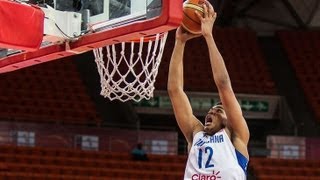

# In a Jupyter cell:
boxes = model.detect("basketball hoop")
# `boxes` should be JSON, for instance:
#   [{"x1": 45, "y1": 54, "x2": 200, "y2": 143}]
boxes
[{"x1": 93, "y1": 32, "x2": 168, "y2": 102}]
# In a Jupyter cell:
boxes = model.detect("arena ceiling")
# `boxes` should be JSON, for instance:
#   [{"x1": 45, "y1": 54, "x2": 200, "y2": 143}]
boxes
[{"x1": 212, "y1": 0, "x2": 320, "y2": 35}]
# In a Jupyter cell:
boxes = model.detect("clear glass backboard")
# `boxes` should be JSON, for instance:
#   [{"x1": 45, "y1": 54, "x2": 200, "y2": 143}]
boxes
[{"x1": 54, "y1": 0, "x2": 162, "y2": 31}]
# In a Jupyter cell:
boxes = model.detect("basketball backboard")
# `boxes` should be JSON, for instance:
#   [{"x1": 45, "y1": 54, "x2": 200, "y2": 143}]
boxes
[
  {"x1": 0, "y1": 0, "x2": 182, "y2": 73},
  {"x1": 53, "y1": 0, "x2": 162, "y2": 32}
]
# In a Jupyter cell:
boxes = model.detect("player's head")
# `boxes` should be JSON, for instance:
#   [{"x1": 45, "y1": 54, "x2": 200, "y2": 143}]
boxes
[{"x1": 204, "y1": 102, "x2": 227, "y2": 135}]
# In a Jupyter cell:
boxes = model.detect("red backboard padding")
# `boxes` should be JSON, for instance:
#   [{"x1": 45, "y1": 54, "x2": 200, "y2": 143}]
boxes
[
  {"x1": 0, "y1": 0, "x2": 182, "y2": 73},
  {"x1": 0, "y1": 0, "x2": 44, "y2": 51}
]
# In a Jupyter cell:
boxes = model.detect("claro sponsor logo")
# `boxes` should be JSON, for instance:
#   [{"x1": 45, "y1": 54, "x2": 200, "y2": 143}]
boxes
[{"x1": 191, "y1": 171, "x2": 221, "y2": 180}]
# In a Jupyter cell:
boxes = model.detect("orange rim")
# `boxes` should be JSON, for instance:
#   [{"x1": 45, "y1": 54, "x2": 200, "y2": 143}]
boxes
[{"x1": 128, "y1": 32, "x2": 166, "y2": 43}]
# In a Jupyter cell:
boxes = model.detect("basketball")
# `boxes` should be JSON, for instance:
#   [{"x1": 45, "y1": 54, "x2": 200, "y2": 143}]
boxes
[{"x1": 181, "y1": 0, "x2": 205, "y2": 34}]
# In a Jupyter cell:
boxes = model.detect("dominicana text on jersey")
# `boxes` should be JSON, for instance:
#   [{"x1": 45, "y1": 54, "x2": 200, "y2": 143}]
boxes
[{"x1": 184, "y1": 129, "x2": 248, "y2": 180}]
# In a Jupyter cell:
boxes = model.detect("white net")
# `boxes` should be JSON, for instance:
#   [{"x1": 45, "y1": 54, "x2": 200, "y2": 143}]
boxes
[{"x1": 93, "y1": 32, "x2": 168, "y2": 102}]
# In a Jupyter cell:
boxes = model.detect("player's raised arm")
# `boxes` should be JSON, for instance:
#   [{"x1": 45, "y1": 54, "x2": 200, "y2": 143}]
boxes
[
  {"x1": 167, "y1": 27, "x2": 202, "y2": 145},
  {"x1": 196, "y1": 1, "x2": 250, "y2": 155}
]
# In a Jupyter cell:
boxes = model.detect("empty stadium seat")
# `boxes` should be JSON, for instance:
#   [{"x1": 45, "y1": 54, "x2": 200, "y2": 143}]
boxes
[
  {"x1": 277, "y1": 30, "x2": 320, "y2": 122},
  {"x1": 250, "y1": 157, "x2": 320, "y2": 179},
  {"x1": 0, "y1": 145, "x2": 185, "y2": 179},
  {"x1": 0, "y1": 58, "x2": 102, "y2": 125}
]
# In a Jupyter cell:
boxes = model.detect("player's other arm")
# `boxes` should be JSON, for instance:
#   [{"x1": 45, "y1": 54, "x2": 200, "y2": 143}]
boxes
[
  {"x1": 198, "y1": 1, "x2": 250, "y2": 152},
  {"x1": 167, "y1": 28, "x2": 202, "y2": 145},
  {"x1": 207, "y1": 35, "x2": 250, "y2": 145}
]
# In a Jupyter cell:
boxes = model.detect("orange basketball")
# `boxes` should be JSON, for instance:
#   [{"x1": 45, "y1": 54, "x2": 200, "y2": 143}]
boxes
[{"x1": 181, "y1": 0, "x2": 205, "y2": 34}]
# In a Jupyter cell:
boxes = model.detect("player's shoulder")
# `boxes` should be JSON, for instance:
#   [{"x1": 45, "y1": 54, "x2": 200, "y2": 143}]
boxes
[
  {"x1": 223, "y1": 127, "x2": 232, "y2": 138},
  {"x1": 192, "y1": 124, "x2": 204, "y2": 139},
  {"x1": 193, "y1": 130, "x2": 204, "y2": 138}
]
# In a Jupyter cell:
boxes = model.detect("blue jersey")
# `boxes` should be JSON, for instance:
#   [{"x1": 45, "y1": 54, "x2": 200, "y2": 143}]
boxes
[{"x1": 184, "y1": 129, "x2": 248, "y2": 180}]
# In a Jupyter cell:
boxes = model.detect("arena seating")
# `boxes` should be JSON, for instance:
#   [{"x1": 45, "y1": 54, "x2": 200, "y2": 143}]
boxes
[
  {"x1": 277, "y1": 31, "x2": 320, "y2": 121},
  {"x1": 0, "y1": 58, "x2": 102, "y2": 125},
  {"x1": 157, "y1": 28, "x2": 277, "y2": 95},
  {"x1": 250, "y1": 157, "x2": 320, "y2": 180},
  {"x1": 0, "y1": 145, "x2": 186, "y2": 179}
]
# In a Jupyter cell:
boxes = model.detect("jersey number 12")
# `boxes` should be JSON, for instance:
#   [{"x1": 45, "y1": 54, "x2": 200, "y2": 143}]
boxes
[{"x1": 198, "y1": 147, "x2": 214, "y2": 169}]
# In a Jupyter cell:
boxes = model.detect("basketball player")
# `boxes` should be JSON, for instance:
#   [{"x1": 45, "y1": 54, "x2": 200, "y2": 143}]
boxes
[{"x1": 167, "y1": 1, "x2": 250, "y2": 179}]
